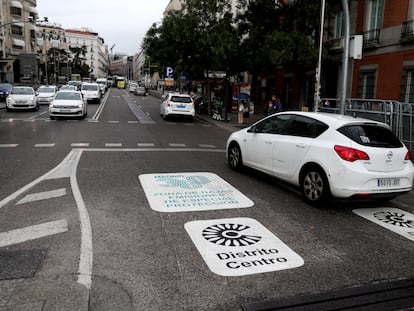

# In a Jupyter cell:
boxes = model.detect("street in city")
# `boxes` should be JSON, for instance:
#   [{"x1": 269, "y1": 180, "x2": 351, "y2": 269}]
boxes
[{"x1": 0, "y1": 88, "x2": 413, "y2": 310}]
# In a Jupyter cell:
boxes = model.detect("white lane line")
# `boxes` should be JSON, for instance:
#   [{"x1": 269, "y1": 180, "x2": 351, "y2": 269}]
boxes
[
  {"x1": 137, "y1": 143, "x2": 155, "y2": 147},
  {"x1": 0, "y1": 149, "x2": 93, "y2": 289},
  {"x1": 0, "y1": 119, "x2": 13, "y2": 123},
  {"x1": 88, "y1": 120, "x2": 99, "y2": 123},
  {"x1": 201, "y1": 124, "x2": 212, "y2": 127},
  {"x1": 16, "y1": 188, "x2": 66, "y2": 205},
  {"x1": 23, "y1": 119, "x2": 35, "y2": 123},
  {"x1": 169, "y1": 143, "x2": 186, "y2": 147},
  {"x1": 198, "y1": 144, "x2": 216, "y2": 148},
  {"x1": 108, "y1": 120, "x2": 119, "y2": 124},
  {"x1": 128, "y1": 121, "x2": 139, "y2": 124},
  {"x1": 105, "y1": 143, "x2": 122, "y2": 148},
  {"x1": 0, "y1": 219, "x2": 68, "y2": 248},
  {"x1": 0, "y1": 144, "x2": 18, "y2": 148},
  {"x1": 71, "y1": 143, "x2": 90, "y2": 147},
  {"x1": 34, "y1": 144, "x2": 55, "y2": 148}
]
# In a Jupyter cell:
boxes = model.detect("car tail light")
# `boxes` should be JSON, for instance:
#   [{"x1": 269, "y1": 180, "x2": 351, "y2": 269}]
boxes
[
  {"x1": 334, "y1": 145, "x2": 370, "y2": 162},
  {"x1": 167, "y1": 100, "x2": 171, "y2": 107},
  {"x1": 405, "y1": 150, "x2": 412, "y2": 160}
]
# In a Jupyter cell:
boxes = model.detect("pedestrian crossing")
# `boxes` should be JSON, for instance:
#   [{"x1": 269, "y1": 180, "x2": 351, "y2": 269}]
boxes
[{"x1": 0, "y1": 142, "x2": 221, "y2": 149}]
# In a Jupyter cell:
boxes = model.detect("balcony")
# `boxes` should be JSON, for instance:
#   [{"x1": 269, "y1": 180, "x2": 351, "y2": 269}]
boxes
[
  {"x1": 401, "y1": 20, "x2": 414, "y2": 43},
  {"x1": 363, "y1": 29, "x2": 380, "y2": 47}
]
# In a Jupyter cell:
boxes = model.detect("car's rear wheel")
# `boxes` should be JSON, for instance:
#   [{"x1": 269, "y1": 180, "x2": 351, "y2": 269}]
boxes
[
  {"x1": 300, "y1": 166, "x2": 330, "y2": 205},
  {"x1": 228, "y1": 143, "x2": 242, "y2": 169}
]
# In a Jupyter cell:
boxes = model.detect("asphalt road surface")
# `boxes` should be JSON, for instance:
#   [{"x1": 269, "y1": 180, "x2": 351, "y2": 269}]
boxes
[{"x1": 0, "y1": 88, "x2": 413, "y2": 310}]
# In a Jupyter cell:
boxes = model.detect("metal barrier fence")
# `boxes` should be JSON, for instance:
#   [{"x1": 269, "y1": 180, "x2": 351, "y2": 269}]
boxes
[{"x1": 319, "y1": 98, "x2": 414, "y2": 151}]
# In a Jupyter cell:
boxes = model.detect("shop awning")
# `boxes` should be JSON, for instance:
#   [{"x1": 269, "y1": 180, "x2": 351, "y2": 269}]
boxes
[
  {"x1": 10, "y1": 0, "x2": 23, "y2": 8},
  {"x1": 12, "y1": 38, "x2": 25, "y2": 47}
]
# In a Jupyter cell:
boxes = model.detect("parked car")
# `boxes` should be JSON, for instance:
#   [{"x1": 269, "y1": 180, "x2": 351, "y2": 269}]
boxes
[
  {"x1": 0, "y1": 83, "x2": 12, "y2": 101},
  {"x1": 49, "y1": 90, "x2": 87, "y2": 120},
  {"x1": 134, "y1": 86, "x2": 146, "y2": 96},
  {"x1": 80, "y1": 82, "x2": 101, "y2": 104},
  {"x1": 128, "y1": 82, "x2": 138, "y2": 93},
  {"x1": 226, "y1": 111, "x2": 414, "y2": 205},
  {"x1": 6, "y1": 86, "x2": 38, "y2": 111},
  {"x1": 36, "y1": 85, "x2": 58, "y2": 105},
  {"x1": 160, "y1": 93, "x2": 195, "y2": 120}
]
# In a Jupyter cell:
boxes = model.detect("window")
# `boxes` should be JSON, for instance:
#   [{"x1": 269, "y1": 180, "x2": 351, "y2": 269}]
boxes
[
  {"x1": 11, "y1": 25, "x2": 23, "y2": 36},
  {"x1": 252, "y1": 114, "x2": 291, "y2": 134},
  {"x1": 285, "y1": 115, "x2": 328, "y2": 138},
  {"x1": 10, "y1": 7, "x2": 22, "y2": 16},
  {"x1": 358, "y1": 71, "x2": 376, "y2": 99},
  {"x1": 334, "y1": 11, "x2": 344, "y2": 39},
  {"x1": 338, "y1": 124, "x2": 402, "y2": 148},
  {"x1": 401, "y1": 68, "x2": 414, "y2": 103},
  {"x1": 364, "y1": 0, "x2": 383, "y2": 43}
]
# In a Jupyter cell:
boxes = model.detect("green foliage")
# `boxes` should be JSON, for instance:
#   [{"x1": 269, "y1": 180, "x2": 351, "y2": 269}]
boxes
[{"x1": 142, "y1": 0, "x2": 334, "y2": 78}]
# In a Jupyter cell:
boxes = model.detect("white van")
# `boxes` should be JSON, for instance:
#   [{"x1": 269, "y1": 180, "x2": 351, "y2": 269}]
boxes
[{"x1": 96, "y1": 78, "x2": 107, "y2": 94}]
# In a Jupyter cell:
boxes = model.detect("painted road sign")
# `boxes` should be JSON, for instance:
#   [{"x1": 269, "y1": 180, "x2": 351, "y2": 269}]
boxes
[
  {"x1": 353, "y1": 207, "x2": 414, "y2": 241},
  {"x1": 139, "y1": 172, "x2": 254, "y2": 212},
  {"x1": 185, "y1": 217, "x2": 304, "y2": 276}
]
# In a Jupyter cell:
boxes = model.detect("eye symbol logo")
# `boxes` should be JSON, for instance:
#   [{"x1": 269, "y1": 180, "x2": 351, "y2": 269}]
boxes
[
  {"x1": 373, "y1": 211, "x2": 414, "y2": 228},
  {"x1": 202, "y1": 223, "x2": 262, "y2": 247}
]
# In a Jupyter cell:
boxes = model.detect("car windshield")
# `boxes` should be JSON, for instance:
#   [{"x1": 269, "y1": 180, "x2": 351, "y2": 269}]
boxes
[
  {"x1": 38, "y1": 87, "x2": 55, "y2": 93},
  {"x1": 55, "y1": 92, "x2": 82, "y2": 100},
  {"x1": 337, "y1": 124, "x2": 403, "y2": 148},
  {"x1": 171, "y1": 96, "x2": 192, "y2": 103},
  {"x1": 0, "y1": 83, "x2": 12, "y2": 89},
  {"x1": 11, "y1": 88, "x2": 33, "y2": 95},
  {"x1": 82, "y1": 85, "x2": 98, "y2": 91}
]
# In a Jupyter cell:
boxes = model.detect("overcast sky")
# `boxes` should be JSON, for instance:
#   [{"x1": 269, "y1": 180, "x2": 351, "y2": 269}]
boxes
[{"x1": 36, "y1": 0, "x2": 170, "y2": 55}]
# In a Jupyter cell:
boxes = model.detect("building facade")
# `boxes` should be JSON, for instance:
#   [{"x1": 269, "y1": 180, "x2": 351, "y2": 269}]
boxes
[
  {"x1": 0, "y1": 0, "x2": 39, "y2": 83},
  {"x1": 65, "y1": 28, "x2": 108, "y2": 79}
]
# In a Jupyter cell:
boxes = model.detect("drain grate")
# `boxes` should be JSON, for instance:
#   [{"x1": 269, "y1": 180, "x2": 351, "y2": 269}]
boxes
[
  {"x1": 0, "y1": 249, "x2": 47, "y2": 280},
  {"x1": 242, "y1": 278, "x2": 414, "y2": 311}
]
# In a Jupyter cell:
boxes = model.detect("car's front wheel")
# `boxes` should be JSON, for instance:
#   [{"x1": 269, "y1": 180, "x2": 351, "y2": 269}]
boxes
[
  {"x1": 300, "y1": 166, "x2": 330, "y2": 205},
  {"x1": 227, "y1": 143, "x2": 242, "y2": 169}
]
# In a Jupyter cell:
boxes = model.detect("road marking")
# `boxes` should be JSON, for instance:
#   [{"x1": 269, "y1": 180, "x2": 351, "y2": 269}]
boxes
[
  {"x1": 0, "y1": 149, "x2": 93, "y2": 289},
  {"x1": 105, "y1": 143, "x2": 122, "y2": 148},
  {"x1": 34, "y1": 143, "x2": 55, "y2": 148},
  {"x1": 108, "y1": 120, "x2": 119, "y2": 124},
  {"x1": 353, "y1": 207, "x2": 414, "y2": 241},
  {"x1": 16, "y1": 188, "x2": 66, "y2": 205},
  {"x1": 185, "y1": 218, "x2": 304, "y2": 276},
  {"x1": 71, "y1": 143, "x2": 90, "y2": 147},
  {"x1": 169, "y1": 143, "x2": 186, "y2": 147},
  {"x1": 128, "y1": 121, "x2": 139, "y2": 124},
  {"x1": 139, "y1": 172, "x2": 253, "y2": 212},
  {"x1": 0, "y1": 219, "x2": 68, "y2": 248},
  {"x1": 88, "y1": 120, "x2": 99, "y2": 123},
  {"x1": 23, "y1": 119, "x2": 35, "y2": 123},
  {"x1": 137, "y1": 143, "x2": 155, "y2": 147},
  {"x1": 0, "y1": 144, "x2": 18, "y2": 148}
]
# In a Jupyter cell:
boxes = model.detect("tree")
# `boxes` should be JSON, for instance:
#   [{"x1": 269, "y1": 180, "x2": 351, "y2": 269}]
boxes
[{"x1": 69, "y1": 45, "x2": 88, "y2": 76}]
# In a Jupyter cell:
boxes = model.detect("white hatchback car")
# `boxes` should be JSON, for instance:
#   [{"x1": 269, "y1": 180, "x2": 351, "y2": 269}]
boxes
[
  {"x1": 6, "y1": 86, "x2": 38, "y2": 111},
  {"x1": 49, "y1": 90, "x2": 87, "y2": 120},
  {"x1": 160, "y1": 93, "x2": 195, "y2": 120},
  {"x1": 36, "y1": 85, "x2": 58, "y2": 104},
  {"x1": 81, "y1": 82, "x2": 101, "y2": 104},
  {"x1": 226, "y1": 111, "x2": 414, "y2": 204}
]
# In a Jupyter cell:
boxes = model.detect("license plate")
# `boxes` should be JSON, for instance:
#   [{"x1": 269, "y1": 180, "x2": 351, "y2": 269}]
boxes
[
  {"x1": 377, "y1": 178, "x2": 400, "y2": 187},
  {"x1": 59, "y1": 109, "x2": 71, "y2": 112},
  {"x1": 176, "y1": 105, "x2": 186, "y2": 109}
]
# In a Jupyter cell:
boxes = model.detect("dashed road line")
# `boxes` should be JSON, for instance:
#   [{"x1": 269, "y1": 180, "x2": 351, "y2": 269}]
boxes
[
  {"x1": 199, "y1": 144, "x2": 216, "y2": 148},
  {"x1": 137, "y1": 143, "x2": 155, "y2": 147},
  {"x1": 128, "y1": 121, "x2": 139, "y2": 124},
  {"x1": 108, "y1": 120, "x2": 119, "y2": 124},
  {"x1": 0, "y1": 219, "x2": 68, "y2": 248},
  {"x1": 34, "y1": 143, "x2": 55, "y2": 148},
  {"x1": 169, "y1": 143, "x2": 186, "y2": 147},
  {"x1": 16, "y1": 188, "x2": 67, "y2": 205},
  {"x1": 0, "y1": 144, "x2": 18, "y2": 148},
  {"x1": 71, "y1": 143, "x2": 90, "y2": 147},
  {"x1": 105, "y1": 143, "x2": 123, "y2": 148}
]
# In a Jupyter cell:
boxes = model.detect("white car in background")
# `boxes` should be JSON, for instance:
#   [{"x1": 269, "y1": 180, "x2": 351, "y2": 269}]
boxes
[
  {"x1": 160, "y1": 93, "x2": 195, "y2": 120},
  {"x1": 36, "y1": 85, "x2": 58, "y2": 104},
  {"x1": 81, "y1": 82, "x2": 101, "y2": 104},
  {"x1": 226, "y1": 111, "x2": 414, "y2": 205},
  {"x1": 96, "y1": 78, "x2": 107, "y2": 95},
  {"x1": 49, "y1": 90, "x2": 87, "y2": 120},
  {"x1": 6, "y1": 86, "x2": 38, "y2": 111}
]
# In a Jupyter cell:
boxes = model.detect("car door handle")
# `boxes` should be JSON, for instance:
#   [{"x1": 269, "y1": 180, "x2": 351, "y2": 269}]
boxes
[
  {"x1": 296, "y1": 144, "x2": 306, "y2": 148},
  {"x1": 265, "y1": 140, "x2": 272, "y2": 144}
]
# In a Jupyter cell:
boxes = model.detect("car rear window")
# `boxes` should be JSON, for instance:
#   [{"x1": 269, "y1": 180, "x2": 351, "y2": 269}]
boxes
[
  {"x1": 337, "y1": 124, "x2": 403, "y2": 148},
  {"x1": 171, "y1": 96, "x2": 192, "y2": 103}
]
